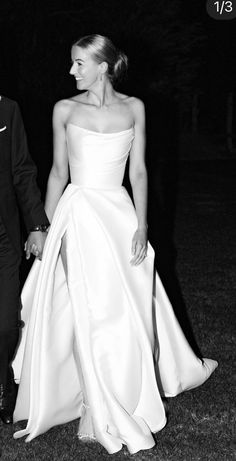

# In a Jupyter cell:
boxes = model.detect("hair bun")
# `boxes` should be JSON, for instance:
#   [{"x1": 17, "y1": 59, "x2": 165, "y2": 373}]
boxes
[{"x1": 112, "y1": 51, "x2": 128, "y2": 84}]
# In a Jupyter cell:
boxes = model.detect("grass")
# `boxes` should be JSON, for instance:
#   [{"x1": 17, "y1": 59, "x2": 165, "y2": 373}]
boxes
[{"x1": 1, "y1": 159, "x2": 235, "y2": 461}]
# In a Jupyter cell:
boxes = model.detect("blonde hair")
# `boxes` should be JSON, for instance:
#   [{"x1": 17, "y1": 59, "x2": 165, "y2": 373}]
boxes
[{"x1": 73, "y1": 34, "x2": 128, "y2": 84}]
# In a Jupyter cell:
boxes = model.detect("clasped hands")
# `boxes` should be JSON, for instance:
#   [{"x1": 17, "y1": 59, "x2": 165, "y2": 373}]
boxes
[
  {"x1": 130, "y1": 227, "x2": 148, "y2": 266},
  {"x1": 24, "y1": 231, "x2": 47, "y2": 260},
  {"x1": 24, "y1": 227, "x2": 148, "y2": 264}
]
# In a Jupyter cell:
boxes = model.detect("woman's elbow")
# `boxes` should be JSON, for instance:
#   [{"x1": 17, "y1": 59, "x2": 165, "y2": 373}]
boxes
[
  {"x1": 50, "y1": 165, "x2": 68, "y2": 184},
  {"x1": 129, "y1": 168, "x2": 147, "y2": 187}
]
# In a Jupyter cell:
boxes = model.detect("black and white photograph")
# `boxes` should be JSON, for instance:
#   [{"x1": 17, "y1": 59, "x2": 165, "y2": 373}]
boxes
[{"x1": 0, "y1": 1, "x2": 235, "y2": 460}]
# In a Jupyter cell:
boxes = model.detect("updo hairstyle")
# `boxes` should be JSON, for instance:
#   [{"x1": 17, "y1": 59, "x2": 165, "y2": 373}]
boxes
[{"x1": 73, "y1": 34, "x2": 128, "y2": 84}]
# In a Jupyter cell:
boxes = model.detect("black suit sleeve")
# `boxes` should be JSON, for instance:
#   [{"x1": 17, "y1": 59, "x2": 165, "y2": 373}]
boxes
[{"x1": 11, "y1": 102, "x2": 49, "y2": 232}]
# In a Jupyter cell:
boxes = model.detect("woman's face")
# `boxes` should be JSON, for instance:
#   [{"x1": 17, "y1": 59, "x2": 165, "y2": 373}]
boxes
[{"x1": 70, "y1": 46, "x2": 101, "y2": 90}]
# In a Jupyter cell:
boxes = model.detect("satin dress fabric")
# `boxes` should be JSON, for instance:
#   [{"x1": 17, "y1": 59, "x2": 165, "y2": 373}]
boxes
[{"x1": 13, "y1": 125, "x2": 218, "y2": 454}]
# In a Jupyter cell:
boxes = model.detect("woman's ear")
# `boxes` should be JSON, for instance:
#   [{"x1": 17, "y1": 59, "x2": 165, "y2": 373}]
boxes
[{"x1": 100, "y1": 61, "x2": 108, "y2": 75}]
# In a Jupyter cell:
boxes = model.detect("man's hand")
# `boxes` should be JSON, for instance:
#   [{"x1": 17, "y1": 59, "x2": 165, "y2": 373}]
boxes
[{"x1": 25, "y1": 231, "x2": 47, "y2": 260}]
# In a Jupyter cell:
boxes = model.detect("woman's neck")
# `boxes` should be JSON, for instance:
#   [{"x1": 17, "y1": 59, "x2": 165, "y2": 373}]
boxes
[{"x1": 85, "y1": 80, "x2": 116, "y2": 108}]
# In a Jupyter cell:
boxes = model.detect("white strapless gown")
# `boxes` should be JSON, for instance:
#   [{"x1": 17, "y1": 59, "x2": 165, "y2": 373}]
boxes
[{"x1": 13, "y1": 125, "x2": 217, "y2": 454}]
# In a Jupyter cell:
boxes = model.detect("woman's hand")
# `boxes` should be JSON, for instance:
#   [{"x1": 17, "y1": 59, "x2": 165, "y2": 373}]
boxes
[
  {"x1": 130, "y1": 227, "x2": 148, "y2": 266},
  {"x1": 25, "y1": 231, "x2": 48, "y2": 260}
]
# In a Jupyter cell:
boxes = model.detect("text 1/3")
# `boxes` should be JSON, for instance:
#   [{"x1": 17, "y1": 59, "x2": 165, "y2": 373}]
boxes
[
  {"x1": 206, "y1": 0, "x2": 236, "y2": 19},
  {"x1": 214, "y1": 1, "x2": 232, "y2": 14}
]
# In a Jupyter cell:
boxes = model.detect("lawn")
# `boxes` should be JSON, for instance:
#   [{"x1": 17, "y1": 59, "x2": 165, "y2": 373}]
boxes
[{"x1": 1, "y1": 159, "x2": 235, "y2": 461}]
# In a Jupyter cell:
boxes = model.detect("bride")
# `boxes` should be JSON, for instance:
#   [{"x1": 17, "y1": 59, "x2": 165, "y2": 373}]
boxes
[{"x1": 13, "y1": 34, "x2": 217, "y2": 455}]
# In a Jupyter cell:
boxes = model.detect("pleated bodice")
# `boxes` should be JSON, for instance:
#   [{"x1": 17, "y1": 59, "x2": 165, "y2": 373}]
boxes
[{"x1": 66, "y1": 124, "x2": 134, "y2": 189}]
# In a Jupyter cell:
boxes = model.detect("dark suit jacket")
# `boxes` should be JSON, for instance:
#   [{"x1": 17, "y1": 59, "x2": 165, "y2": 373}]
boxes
[{"x1": 0, "y1": 96, "x2": 49, "y2": 256}]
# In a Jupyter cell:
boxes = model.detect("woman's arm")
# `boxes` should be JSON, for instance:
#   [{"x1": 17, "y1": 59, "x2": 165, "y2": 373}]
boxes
[
  {"x1": 44, "y1": 101, "x2": 69, "y2": 222},
  {"x1": 129, "y1": 98, "x2": 148, "y2": 266}
]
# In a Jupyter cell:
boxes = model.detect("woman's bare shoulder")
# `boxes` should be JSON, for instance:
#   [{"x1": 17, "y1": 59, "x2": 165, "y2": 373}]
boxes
[
  {"x1": 53, "y1": 96, "x2": 82, "y2": 112},
  {"x1": 53, "y1": 96, "x2": 85, "y2": 124},
  {"x1": 115, "y1": 93, "x2": 144, "y2": 111},
  {"x1": 53, "y1": 99, "x2": 71, "y2": 116},
  {"x1": 124, "y1": 97, "x2": 145, "y2": 126},
  {"x1": 116, "y1": 93, "x2": 144, "y2": 110},
  {"x1": 128, "y1": 96, "x2": 145, "y2": 112}
]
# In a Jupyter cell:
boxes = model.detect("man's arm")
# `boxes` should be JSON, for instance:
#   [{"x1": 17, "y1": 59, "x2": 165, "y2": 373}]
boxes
[
  {"x1": 25, "y1": 99, "x2": 69, "y2": 260},
  {"x1": 11, "y1": 101, "x2": 49, "y2": 232},
  {"x1": 10, "y1": 101, "x2": 49, "y2": 259}
]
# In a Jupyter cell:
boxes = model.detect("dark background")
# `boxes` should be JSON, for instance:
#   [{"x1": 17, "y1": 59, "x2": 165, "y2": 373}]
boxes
[
  {"x1": 1, "y1": 1, "x2": 235, "y2": 164},
  {"x1": 1, "y1": 0, "x2": 235, "y2": 174},
  {"x1": 1, "y1": 0, "x2": 235, "y2": 215}
]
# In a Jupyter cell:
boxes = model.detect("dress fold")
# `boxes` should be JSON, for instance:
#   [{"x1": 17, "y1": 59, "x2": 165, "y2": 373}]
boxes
[{"x1": 13, "y1": 126, "x2": 217, "y2": 454}]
